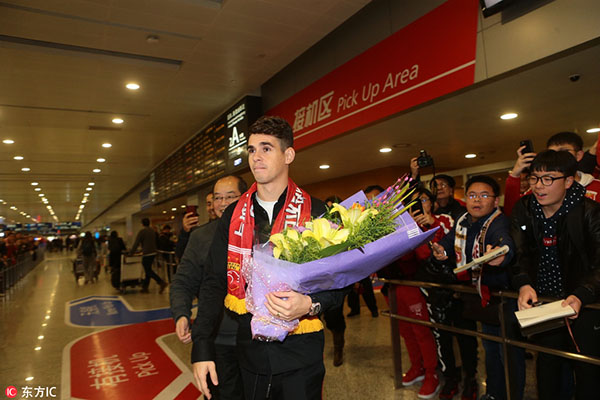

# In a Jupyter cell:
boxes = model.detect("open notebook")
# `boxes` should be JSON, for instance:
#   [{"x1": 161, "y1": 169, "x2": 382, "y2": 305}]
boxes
[
  {"x1": 452, "y1": 245, "x2": 510, "y2": 274},
  {"x1": 515, "y1": 300, "x2": 576, "y2": 328}
]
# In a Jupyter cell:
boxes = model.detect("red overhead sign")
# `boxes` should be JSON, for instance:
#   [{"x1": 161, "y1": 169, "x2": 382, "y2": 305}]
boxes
[{"x1": 266, "y1": 0, "x2": 479, "y2": 150}]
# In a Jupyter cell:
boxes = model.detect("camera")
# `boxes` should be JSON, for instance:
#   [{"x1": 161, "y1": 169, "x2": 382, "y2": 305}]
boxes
[
  {"x1": 417, "y1": 150, "x2": 434, "y2": 168},
  {"x1": 569, "y1": 74, "x2": 581, "y2": 82}
]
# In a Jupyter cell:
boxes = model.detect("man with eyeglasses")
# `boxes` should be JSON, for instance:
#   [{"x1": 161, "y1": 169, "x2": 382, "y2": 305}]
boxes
[
  {"x1": 511, "y1": 150, "x2": 600, "y2": 400},
  {"x1": 429, "y1": 174, "x2": 467, "y2": 223},
  {"x1": 431, "y1": 175, "x2": 522, "y2": 400},
  {"x1": 504, "y1": 131, "x2": 600, "y2": 216},
  {"x1": 170, "y1": 174, "x2": 248, "y2": 400}
]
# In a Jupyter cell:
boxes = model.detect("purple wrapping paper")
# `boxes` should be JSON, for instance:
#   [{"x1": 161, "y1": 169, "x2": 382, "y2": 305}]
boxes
[{"x1": 242, "y1": 190, "x2": 438, "y2": 342}]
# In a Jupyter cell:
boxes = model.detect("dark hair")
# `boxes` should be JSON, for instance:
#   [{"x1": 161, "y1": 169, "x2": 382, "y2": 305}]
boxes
[
  {"x1": 546, "y1": 131, "x2": 583, "y2": 152},
  {"x1": 84, "y1": 231, "x2": 93, "y2": 240},
  {"x1": 142, "y1": 218, "x2": 150, "y2": 227},
  {"x1": 465, "y1": 175, "x2": 501, "y2": 197},
  {"x1": 249, "y1": 116, "x2": 294, "y2": 149},
  {"x1": 163, "y1": 224, "x2": 171, "y2": 230},
  {"x1": 416, "y1": 187, "x2": 435, "y2": 203},
  {"x1": 430, "y1": 174, "x2": 456, "y2": 189},
  {"x1": 530, "y1": 150, "x2": 577, "y2": 177},
  {"x1": 325, "y1": 195, "x2": 341, "y2": 204},
  {"x1": 110, "y1": 231, "x2": 118, "y2": 239},
  {"x1": 364, "y1": 185, "x2": 385, "y2": 194}
]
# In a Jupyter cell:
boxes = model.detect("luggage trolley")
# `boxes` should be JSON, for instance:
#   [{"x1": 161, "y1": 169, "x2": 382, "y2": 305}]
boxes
[{"x1": 119, "y1": 254, "x2": 144, "y2": 293}]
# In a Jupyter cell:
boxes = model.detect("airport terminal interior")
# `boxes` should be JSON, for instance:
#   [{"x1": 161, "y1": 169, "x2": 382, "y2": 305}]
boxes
[{"x1": 1, "y1": 0, "x2": 600, "y2": 399}]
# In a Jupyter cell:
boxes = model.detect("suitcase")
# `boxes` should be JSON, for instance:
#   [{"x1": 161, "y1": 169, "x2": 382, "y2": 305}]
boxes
[
  {"x1": 72, "y1": 256, "x2": 85, "y2": 282},
  {"x1": 119, "y1": 254, "x2": 144, "y2": 293}
]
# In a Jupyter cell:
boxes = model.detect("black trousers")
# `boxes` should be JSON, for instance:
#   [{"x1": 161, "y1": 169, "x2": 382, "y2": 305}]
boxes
[
  {"x1": 428, "y1": 292, "x2": 478, "y2": 380},
  {"x1": 207, "y1": 344, "x2": 244, "y2": 400},
  {"x1": 347, "y1": 277, "x2": 378, "y2": 314},
  {"x1": 141, "y1": 255, "x2": 164, "y2": 289},
  {"x1": 534, "y1": 309, "x2": 600, "y2": 400},
  {"x1": 240, "y1": 361, "x2": 325, "y2": 400}
]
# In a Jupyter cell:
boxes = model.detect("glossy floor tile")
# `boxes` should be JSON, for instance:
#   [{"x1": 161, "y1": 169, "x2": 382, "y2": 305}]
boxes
[{"x1": 0, "y1": 252, "x2": 538, "y2": 399}]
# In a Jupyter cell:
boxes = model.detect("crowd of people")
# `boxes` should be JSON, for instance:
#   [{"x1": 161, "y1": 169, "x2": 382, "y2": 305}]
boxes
[{"x1": 165, "y1": 116, "x2": 599, "y2": 400}]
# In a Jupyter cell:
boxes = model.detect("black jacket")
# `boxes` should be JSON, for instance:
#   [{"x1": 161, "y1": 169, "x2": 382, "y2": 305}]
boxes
[
  {"x1": 435, "y1": 197, "x2": 466, "y2": 223},
  {"x1": 510, "y1": 195, "x2": 600, "y2": 306},
  {"x1": 170, "y1": 220, "x2": 239, "y2": 347},
  {"x1": 191, "y1": 189, "x2": 347, "y2": 373}
]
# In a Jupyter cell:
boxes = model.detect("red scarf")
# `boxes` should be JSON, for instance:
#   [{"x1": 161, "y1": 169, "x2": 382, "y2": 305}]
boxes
[{"x1": 225, "y1": 178, "x2": 312, "y2": 314}]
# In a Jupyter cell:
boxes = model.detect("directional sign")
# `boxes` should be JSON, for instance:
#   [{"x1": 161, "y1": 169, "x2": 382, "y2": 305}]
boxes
[
  {"x1": 63, "y1": 319, "x2": 201, "y2": 400},
  {"x1": 67, "y1": 296, "x2": 172, "y2": 327}
]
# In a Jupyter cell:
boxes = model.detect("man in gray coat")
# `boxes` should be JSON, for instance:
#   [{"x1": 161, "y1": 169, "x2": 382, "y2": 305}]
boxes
[{"x1": 131, "y1": 218, "x2": 168, "y2": 293}]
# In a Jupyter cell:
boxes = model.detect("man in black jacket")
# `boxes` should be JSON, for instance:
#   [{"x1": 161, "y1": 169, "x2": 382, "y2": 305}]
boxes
[
  {"x1": 170, "y1": 174, "x2": 247, "y2": 400},
  {"x1": 511, "y1": 150, "x2": 600, "y2": 399},
  {"x1": 192, "y1": 116, "x2": 346, "y2": 400}
]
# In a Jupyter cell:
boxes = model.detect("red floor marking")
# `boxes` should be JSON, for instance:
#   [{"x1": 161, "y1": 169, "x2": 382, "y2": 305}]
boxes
[
  {"x1": 68, "y1": 319, "x2": 201, "y2": 399},
  {"x1": 174, "y1": 383, "x2": 201, "y2": 400}
]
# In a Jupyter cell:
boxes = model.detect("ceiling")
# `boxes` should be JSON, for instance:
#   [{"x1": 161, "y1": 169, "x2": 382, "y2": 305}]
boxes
[
  {"x1": 0, "y1": 0, "x2": 370, "y2": 225},
  {"x1": 290, "y1": 40, "x2": 600, "y2": 185},
  {"x1": 1, "y1": 1, "x2": 599, "y2": 228}
]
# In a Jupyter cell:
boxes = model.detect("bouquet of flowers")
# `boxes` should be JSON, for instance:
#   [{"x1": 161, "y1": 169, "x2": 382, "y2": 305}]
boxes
[{"x1": 242, "y1": 177, "x2": 438, "y2": 341}]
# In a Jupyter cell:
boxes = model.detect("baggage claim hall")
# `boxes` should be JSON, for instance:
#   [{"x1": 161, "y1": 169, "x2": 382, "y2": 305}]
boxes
[{"x1": 1, "y1": 0, "x2": 599, "y2": 399}]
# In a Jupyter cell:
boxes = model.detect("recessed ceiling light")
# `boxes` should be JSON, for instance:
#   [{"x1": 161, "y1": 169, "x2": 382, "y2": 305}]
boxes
[
  {"x1": 84, "y1": 193, "x2": 90, "y2": 197},
  {"x1": 25, "y1": 376, "x2": 34, "y2": 382},
  {"x1": 92, "y1": 169, "x2": 101, "y2": 173},
  {"x1": 126, "y1": 83, "x2": 140, "y2": 90},
  {"x1": 102, "y1": 143, "x2": 112, "y2": 148},
  {"x1": 162, "y1": 210, "x2": 167, "y2": 214},
  {"x1": 587, "y1": 128, "x2": 600, "y2": 133},
  {"x1": 34, "y1": 346, "x2": 41, "y2": 351},
  {"x1": 21, "y1": 167, "x2": 31, "y2": 172},
  {"x1": 319, "y1": 165, "x2": 330, "y2": 170},
  {"x1": 112, "y1": 118, "x2": 124, "y2": 124},
  {"x1": 379, "y1": 147, "x2": 392, "y2": 153},
  {"x1": 181, "y1": 205, "x2": 186, "y2": 208},
  {"x1": 10, "y1": 206, "x2": 16, "y2": 210},
  {"x1": 86, "y1": 187, "x2": 93, "y2": 191},
  {"x1": 37, "y1": 335, "x2": 44, "y2": 340},
  {"x1": 34, "y1": 188, "x2": 41, "y2": 191},
  {"x1": 500, "y1": 113, "x2": 518, "y2": 120},
  {"x1": 38, "y1": 194, "x2": 44, "y2": 197},
  {"x1": 465, "y1": 153, "x2": 477, "y2": 159},
  {"x1": 79, "y1": 205, "x2": 85, "y2": 209},
  {"x1": 88, "y1": 182, "x2": 95, "y2": 186},
  {"x1": 13, "y1": 156, "x2": 24, "y2": 160},
  {"x1": 31, "y1": 182, "x2": 38, "y2": 186},
  {"x1": 3, "y1": 139, "x2": 14, "y2": 144},
  {"x1": 96, "y1": 158, "x2": 106, "y2": 163},
  {"x1": 171, "y1": 207, "x2": 177, "y2": 211}
]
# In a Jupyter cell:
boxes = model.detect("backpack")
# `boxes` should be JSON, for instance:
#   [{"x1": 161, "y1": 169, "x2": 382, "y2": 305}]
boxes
[{"x1": 82, "y1": 240, "x2": 94, "y2": 257}]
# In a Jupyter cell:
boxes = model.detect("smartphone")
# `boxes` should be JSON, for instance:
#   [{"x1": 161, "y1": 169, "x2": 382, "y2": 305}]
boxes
[
  {"x1": 185, "y1": 205, "x2": 198, "y2": 217},
  {"x1": 412, "y1": 197, "x2": 424, "y2": 215},
  {"x1": 519, "y1": 139, "x2": 534, "y2": 154}
]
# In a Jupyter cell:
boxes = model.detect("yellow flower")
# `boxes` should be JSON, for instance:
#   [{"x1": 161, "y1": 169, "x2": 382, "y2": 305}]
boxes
[
  {"x1": 331, "y1": 203, "x2": 378, "y2": 232},
  {"x1": 270, "y1": 229, "x2": 305, "y2": 259},
  {"x1": 269, "y1": 233, "x2": 287, "y2": 259},
  {"x1": 302, "y1": 218, "x2": 349, "y2": 248}
]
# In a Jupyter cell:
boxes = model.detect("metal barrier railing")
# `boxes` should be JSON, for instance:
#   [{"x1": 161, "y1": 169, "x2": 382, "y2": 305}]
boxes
[
  {"x1": 0, "y1": 247, "x2": 46, "y2": 295},
  {"x1": 381, "y1": 278, "x2": 600, "y2": 399},
  {"x1": 156, "y1": 250, "x2": 177, "y2": 283}
]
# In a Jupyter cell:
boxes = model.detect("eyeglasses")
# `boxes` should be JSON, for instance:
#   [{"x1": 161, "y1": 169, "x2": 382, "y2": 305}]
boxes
[
  {"x1": 213, "y1": 194, "x2": 240, "y2": 203},
  {"x1": 527, "y1": 175, "x2": 567, "y2": 186},
  {"x1": 466, "y1": 193, "x2": 496, "y2": 200}
]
